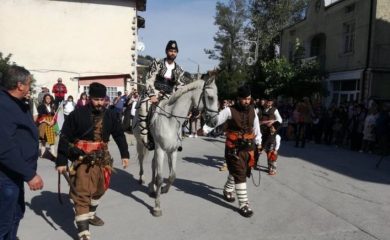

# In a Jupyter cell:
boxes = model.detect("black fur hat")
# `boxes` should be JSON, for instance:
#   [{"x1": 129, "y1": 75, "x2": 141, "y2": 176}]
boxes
[
  {"x1": 166, "y1": 40, "x2": 179, "y2": 52},
  {"x1": 89, "y1": 82, "x2": 106, "y2": 98},
  {"x1": 237, "y1": 85, "x2": 251, "y2": 98}
]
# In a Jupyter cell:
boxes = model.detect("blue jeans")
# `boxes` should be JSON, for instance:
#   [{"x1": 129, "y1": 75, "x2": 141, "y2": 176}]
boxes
[{"x1": 0, "y1": 176, "x2": 25, "y2": 240}]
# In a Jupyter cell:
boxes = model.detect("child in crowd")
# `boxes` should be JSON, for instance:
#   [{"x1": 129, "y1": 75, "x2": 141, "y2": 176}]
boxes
[{"x1": 262, "y1": 121, "x2": 281, "y2": 175}]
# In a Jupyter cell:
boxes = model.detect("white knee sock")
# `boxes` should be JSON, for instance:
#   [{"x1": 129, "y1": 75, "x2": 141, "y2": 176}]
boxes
[
  {"x1": 224, "y1": 174, "x2": 235, "y2": 192},
  {"x1": 235, "y1": 182, "x2": 249, "y2": 208}
]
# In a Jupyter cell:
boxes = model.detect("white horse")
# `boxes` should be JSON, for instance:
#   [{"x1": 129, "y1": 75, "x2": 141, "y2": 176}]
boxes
[{"x1": 132, "y1": 76, "x2": 219, "y2": 216}]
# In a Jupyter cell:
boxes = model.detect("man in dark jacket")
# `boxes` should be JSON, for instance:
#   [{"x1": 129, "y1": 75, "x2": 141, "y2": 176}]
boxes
[
  {"x1": 0, "y1": 65, "x2": 44, "y2": 239},
  {"x1": 56, "y1": 82, "x2": 129, "y2": 240}
]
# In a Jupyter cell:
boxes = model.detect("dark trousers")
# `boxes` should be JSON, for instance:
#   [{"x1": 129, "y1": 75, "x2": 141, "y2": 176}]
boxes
[
  {"x1": 225, "y1": 149, "x2": 252, "y2": 183},
  {"x1": 54, "y1": 97, "x2": 64, "y2": 108},
  {"x1": 0, "y1": 176, "x2": 25, "y2": 240},
  {"x1": 350, "y1": 132, "x2": 363, "y2": 151},
  {"x1": 295, "y1": 123, "x2": 307, "y2": 147}
]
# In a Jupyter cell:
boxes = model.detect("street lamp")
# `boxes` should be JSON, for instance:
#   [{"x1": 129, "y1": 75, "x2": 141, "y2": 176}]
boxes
[{"x1": 188, "y1": 58, "x2": 200, "y2": 79}]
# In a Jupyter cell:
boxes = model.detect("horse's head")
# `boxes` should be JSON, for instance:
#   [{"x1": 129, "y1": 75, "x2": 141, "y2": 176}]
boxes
[{"x1": 199, "y1": 73, "x2": 219, "y2": 127}]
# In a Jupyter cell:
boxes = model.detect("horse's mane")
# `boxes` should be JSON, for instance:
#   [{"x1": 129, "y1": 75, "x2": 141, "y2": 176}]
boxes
[{"x1": 167, "y1": 80, "x2": 204, "y2": 105}]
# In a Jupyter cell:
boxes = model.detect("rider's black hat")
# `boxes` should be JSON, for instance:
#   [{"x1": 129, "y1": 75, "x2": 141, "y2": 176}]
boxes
[{"x1": 166, "y1": 40, "x2": 179, "y2": 52}]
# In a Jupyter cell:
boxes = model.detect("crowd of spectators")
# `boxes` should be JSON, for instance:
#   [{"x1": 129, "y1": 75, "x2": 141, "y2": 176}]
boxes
[
  {"x1": 275, "y1": 99, "x2": 390, "y2": 155},
  {"x1": 184, "y1": 97, "x2": 390, "y2": 157}
]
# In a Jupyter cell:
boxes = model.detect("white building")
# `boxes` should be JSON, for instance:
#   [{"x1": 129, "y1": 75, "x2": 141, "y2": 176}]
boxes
[{"x1": 0, "y1": 0, "x2": 146, "y2": 101}]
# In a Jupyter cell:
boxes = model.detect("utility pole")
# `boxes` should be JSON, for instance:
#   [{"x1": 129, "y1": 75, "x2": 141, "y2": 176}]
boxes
[{"x1": 188, "y1": 58, "x2": 200, "y2": 79}]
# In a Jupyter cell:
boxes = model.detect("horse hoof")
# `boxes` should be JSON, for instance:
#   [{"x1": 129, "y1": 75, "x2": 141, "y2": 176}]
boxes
[
  {"x1": 152, "y1": 208, "x2": 162, "y2": 217},
  {"x1": 138, "y1": 178, "x2": 145, "y2": 185}
]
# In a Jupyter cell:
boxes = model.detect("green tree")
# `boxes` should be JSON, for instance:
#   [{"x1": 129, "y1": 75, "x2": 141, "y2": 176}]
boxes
[
  {"x1": 245, "y1": 0, "x2": 308, "y2": 98},
  {"x1": 261, "y1": 57, "x2": 327, "y2": 100},
  {"x1": 246, "y1": 0, "x2": 308, "y2": 60},
  {"x1": 0, "y1": 52, "x2": 37, "y2": 94},
  {"x1": 206, "y1": 0, "x2": 248, "y2": 99},
  {"x1": 0, "y1": 52, "x2": 13, "y2": 81}
]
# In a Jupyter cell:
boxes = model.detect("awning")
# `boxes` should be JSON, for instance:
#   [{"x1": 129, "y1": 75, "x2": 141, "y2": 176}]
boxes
[{"x1": 327, "y1": 69, "x2": 364, "y2": 81}]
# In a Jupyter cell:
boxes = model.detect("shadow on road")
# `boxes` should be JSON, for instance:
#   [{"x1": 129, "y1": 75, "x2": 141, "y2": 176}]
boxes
[
  {"x1": 173, "y1": 178, "x2": 237, "y2": 212},
  {"x1": 202, "y1": 137, "x2": 225, "y2": 144},
  {"x1": 109, "y1": 168, "x2": 153, "y2": 212},
  {"x1": 279, "y1": 141, "x2": 390, "y2": 184},
  {"x1": 26, "y1": 191, "x2": 77, "y2": 239},
  {"x1": 182, "y1": 155, "x2": 225, "y2": 169}
]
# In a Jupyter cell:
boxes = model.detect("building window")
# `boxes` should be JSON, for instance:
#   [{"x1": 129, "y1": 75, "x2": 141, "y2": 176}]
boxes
[
  {"x1": 288, "y1": 42, "x2": 294, "y2": 62},
  {"x1": 343, "y1": 22, "x2": 355, "y2": 53},
  {"x1": 83, "y1": 86, "x2": 89, "y2": 95},
  {"x1": 84, "y1": 86, "x2": 117, "y2": 102},
  {"x1": 331, "y1": 79, "x2": 360, "y2": 105},
  {"x1": 345, "y1": 4, "x2": 355, "y2": 14},
  {"x1": 106, "y1": 87, "x2": 118, "y2": 102}
]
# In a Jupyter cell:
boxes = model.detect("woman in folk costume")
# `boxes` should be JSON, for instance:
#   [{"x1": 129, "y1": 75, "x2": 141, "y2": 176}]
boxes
[
  {"x1": 203, "y1": 85, "x2": 262, "y2": 217},
  {"x1": 37, "y1": 93, "x2": 56, "y2": 156}
]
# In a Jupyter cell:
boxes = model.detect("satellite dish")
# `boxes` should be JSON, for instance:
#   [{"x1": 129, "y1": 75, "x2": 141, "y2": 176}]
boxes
[{"x1": 137, "y1": 41, "x2": 145, "y2": 52}]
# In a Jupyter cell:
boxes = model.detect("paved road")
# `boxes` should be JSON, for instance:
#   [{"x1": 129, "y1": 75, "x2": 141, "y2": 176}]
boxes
[{"x1": 19, "y1": 134, "x2": 390, "y2": 240}]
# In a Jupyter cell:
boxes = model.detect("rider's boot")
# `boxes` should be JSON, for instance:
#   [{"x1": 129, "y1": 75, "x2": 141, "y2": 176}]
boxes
[{"x1": 139, "y1": 114, "x2": 154, "y2": 151}]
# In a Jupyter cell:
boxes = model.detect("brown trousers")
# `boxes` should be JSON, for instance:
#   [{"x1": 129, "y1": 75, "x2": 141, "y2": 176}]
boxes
[
  {"x1": 71, "y1": 163, "x2": 105, "y2": 216},
  {"x1": 225, "y1": 149, "x2": 250, "y2": 184}
]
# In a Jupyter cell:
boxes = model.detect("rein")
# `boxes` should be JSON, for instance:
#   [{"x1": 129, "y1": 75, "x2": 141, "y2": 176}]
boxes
[{"x1": 153, "y1": 81, "x2": 218, "y2": 121}]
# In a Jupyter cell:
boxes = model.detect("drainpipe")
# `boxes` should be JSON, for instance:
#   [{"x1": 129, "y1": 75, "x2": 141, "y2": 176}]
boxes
[{"x1": 362, "y1": 0, "x2": 375, "y2": 102}]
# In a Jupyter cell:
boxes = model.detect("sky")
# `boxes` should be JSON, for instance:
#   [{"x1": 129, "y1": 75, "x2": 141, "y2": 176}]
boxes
[{"x1": 138, "y1": 0, "x2": 224, "y2": 74}]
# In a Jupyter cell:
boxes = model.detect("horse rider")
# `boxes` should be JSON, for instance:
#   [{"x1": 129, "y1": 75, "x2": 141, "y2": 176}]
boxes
[
  {"x1": 56, "y1": 82, "x2": 129, "y2": 240},
  {"x1": 138, "y1": 40, "x2": 185, "y2": 150},
  {"x1": 202, "y1": 85, "x2": 262, "y2": 217}
]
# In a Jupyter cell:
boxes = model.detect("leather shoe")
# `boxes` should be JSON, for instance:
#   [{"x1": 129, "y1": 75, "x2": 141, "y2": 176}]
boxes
[
  {"x1": 80, "y1": 235, "x2": 90, "y2": 240},
  {"x1": 89, "y1": 215, "x2": 104, "y2": 226},
  {"x1": 239, "y1": 205, "x2": 253, "y2": 218}
]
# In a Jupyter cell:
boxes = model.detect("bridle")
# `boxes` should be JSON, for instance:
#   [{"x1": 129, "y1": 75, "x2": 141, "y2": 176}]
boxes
[
  {"x1": 153, "y1": 80, "x2": 218, "y2": 121},
  {"x1": 194, "y1": 81, "x2": 219, "y2": 123}
]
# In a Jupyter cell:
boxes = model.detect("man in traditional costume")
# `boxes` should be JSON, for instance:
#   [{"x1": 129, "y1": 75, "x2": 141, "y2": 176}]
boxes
[
  {"x1": 56, "y1": 82, "x2": 129, "y2": 240},
  {"x1": 138, "y1": 40, "x2": 185, "y2": 150},
  {"x1": 202, "y1": 85, "x2": 262, "y2": 217}
]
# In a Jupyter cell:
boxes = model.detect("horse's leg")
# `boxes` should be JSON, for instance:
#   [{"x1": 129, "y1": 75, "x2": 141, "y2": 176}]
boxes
[
  {"x1": 161, "y1": 150, "x2": 177, "y2": 194},
  {"x1": 136, "y1": 138, "x2": 148, "y2": 184},
  {"x1": 148, "y1": 150, "x2": 157, "y2": 197},
  {"x1": 152, "y1": 147, "x2": 164, "y2": 217}
]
